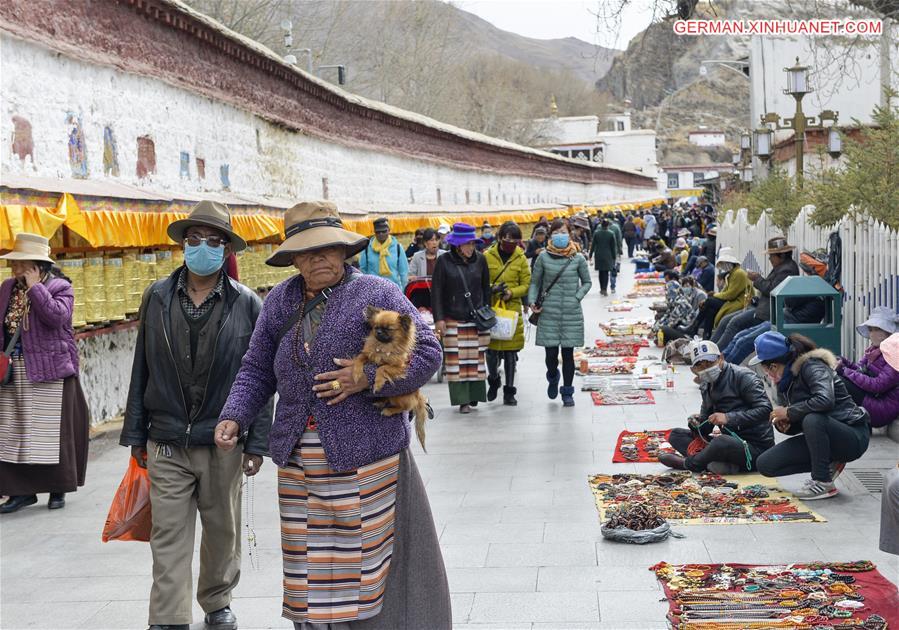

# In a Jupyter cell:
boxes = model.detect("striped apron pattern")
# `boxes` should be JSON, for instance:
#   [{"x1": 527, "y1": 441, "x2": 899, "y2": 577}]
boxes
[
  {"x1": 278, "y1": 427, "x2": 399, "y2": 624},
  {"x1": 442, "y1": 319, "x2": 489, "y2": 382},
  {"x1": 0, "y1": 356, "x2": 64, "y2": 465}
]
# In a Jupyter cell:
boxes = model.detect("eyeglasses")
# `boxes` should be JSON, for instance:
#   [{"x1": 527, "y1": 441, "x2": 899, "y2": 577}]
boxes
[{"x1": 184, "y1": 234, "x2": 229, "y2": 248}]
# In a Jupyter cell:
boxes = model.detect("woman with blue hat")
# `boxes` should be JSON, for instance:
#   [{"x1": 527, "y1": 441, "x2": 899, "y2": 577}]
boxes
[
  {"x1": 752, "y1": 330, "x2": 871, "y2": 500},
  {"x1": 432, "y1": 223, "x2": 492, "y2": 414}
]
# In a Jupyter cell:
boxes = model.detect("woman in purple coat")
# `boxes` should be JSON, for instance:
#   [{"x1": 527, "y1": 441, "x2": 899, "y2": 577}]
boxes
[
  {"x1": 0, "y1": 233, "x2": 88, "y2": 514},
  {"x1": 215, "y1": 202, "x2": 450, "y2": 629},
  {"x1": 838, "y1": 306, "x2": 899, "y2": 428}
]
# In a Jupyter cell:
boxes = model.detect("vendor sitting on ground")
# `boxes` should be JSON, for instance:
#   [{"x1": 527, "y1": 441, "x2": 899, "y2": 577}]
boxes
[
  {"x1": 655, "y1": 276, "x2": 706, "y2": 345},
  {"x1": 660, "y1": 341, "x2": 774, "y2": 474},
  {"x1": 754, "y1": 331, "x2": 871, "y2": 500},
  {"x1": 652, "y1": 243, "x2": 678, "y2": 272},
  {"x1": 691, "y1": 255, "x2": 715, "y2": 292},
  {"x1": 687, "y1": 250, "x2": 752, "y2": 339},
  {"x1": 837, "y1": 306, "x2": 899, "y2": 429}
]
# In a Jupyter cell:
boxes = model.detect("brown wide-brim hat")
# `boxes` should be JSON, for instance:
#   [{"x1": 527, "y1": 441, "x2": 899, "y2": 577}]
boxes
[
  {"x1": 0, "y1": 232, "x2": 55, "y2": 264},
  {"x1": 764, "y1": 236, "x2": 795, "y2": 255},
  {"x1": 167, "y1": 200, "x2": 247, "y2": 252},
  {"x1": 266, "y1": 201, "x2": 368, "y2": 267}
]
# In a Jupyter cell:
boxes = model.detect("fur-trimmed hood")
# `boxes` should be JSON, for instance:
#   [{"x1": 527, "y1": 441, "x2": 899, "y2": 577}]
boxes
[{"x1": 791, "y1": 347, "x2": 839, "y2": 375}]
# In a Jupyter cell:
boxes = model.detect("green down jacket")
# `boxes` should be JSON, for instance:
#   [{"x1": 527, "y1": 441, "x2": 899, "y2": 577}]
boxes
[
  {"x1": 527, "y1": 251, "x2": 592, "y2": 348},
  {"x1": 484, "y1": 243, "x2": 531, "y2": 352}
]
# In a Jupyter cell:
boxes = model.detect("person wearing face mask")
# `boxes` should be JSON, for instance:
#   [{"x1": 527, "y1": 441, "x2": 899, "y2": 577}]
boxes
[
  {"x1": 687, "y1": 251, "x2": 752, "y2": 340},
  {"x1": 836, "y1": 306, "x2": 899, "y2": 429},
  {"x1": 0, "y1": 234, "x2": 87, "y2": 515},
  {"x1": 753, "y1": 331, "x2": 871, "y2": 500},
  {"x1": 660, "y1": 341, "x2": 773, "y2": 474},
  {"x1": 120, "y1": 201, "x2": 274, "y2": 630},
  {"x1": 478, "y1": 221, "x2": 495, "y2": 251},
  {"x1": 528, "y1": 219, "x2": 592, "y2": 407},
  {"x1": 876, "y1": 333, "x2": 899, "y2": 556},
  {"x1": 484, "y1": 222, "x2": 530, "y2": 406}
]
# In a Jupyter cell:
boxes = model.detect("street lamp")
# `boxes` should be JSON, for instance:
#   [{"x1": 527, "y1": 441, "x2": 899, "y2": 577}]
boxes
[
  {"x1": 741, "y1": 165, "x2": 753, "y2": 183},
  {"x1": 755, "y1": 58, "x2": 841, "y2": 189},
  {"x1": 740, "y1": 131, "x2": 752, "y2": 151},
  {"x1": 753, "y1": 127, "x2": 773, "y2": 161}
]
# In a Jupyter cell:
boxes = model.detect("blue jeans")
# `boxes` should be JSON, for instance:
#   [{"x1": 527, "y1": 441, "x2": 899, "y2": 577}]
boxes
[
  {"x1": 712, "y1": 308, "x2": 758, "y2": 347},
  {"x1": 723, "y1": 321, "x2": 771, "y2": 365}
]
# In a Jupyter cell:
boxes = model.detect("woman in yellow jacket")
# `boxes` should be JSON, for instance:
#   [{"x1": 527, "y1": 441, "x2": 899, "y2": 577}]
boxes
[
  {"x1": 688, "y1": 251, "x2": 752, "y2": 339},
  {"x1": 484, "y1": 222, "x2": 531, "y2": 405}
]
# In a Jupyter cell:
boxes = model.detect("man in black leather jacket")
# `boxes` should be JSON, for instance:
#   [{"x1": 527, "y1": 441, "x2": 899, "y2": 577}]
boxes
[
  {"x1": 661, "y1": 341, "x2": 774, "y2": 474},
  {"x1": 119, "y1": 201, "x2": 273, "y2": 630}
]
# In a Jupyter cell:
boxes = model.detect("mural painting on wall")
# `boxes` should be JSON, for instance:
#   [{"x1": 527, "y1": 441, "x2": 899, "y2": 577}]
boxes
[
  {"x1": 220, "y1": 163, "x2": 230, "y2": 190},
  {"x1": 196, "y1": 157, "x2": 205, "y2": 180},
  {"x1": 11, "y1": 115, "x2": 34, "y2": 165},
  {"x1": 66, "y1": 112, "x2": 89, "y2": 179},
  {"x1": 103, "y1": 126, "x2": 120, "y2": 177},
  {"x1": 136, "y1": 135, "x2": 156, "y2": 179},
  {"x1": 180, "y1": 151, "x2": 190, "y2": 179}
]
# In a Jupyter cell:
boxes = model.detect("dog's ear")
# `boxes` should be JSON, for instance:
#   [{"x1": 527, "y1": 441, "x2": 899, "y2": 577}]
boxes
[
  {"x1": 398, "y1": 314, "x2": 413, "y2": 333},
  {"x1": 364, "y1": 305, "x2": 381, "y2": 324}
]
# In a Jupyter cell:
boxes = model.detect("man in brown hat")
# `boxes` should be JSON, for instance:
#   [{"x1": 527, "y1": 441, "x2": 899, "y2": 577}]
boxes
[
  {"x1": 120, "y1": 200, "x2": 273, "y2": 630},
  {"x1": 712, "y1": 236, "x2": 799, "y2": 351}
]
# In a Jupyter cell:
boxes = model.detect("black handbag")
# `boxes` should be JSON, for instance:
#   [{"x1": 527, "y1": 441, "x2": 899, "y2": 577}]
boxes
[
  {"x1": 528, "y1": 257, "x2": 574, "y2": 326},
  {"x1": 453, "y1": 260, "x2": 496, "y2": 332}
]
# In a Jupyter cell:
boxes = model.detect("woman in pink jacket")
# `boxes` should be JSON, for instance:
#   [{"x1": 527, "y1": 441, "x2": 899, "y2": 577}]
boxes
[{"x1": 0, "y1": 233, "x2": 88, "y2": 514}]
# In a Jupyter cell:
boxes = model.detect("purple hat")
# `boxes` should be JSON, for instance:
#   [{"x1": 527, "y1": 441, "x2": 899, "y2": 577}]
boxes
[{"x1": 445, "y1": 222, "x2": 482, "y2": 247}]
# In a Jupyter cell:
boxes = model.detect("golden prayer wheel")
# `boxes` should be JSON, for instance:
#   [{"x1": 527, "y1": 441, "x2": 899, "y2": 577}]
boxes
[
  {"x1": 83, "y1": 256, "x2": 106, "y2": 323},
  {"x1": 104, "y1": 257, "x2": 126, "y2": 321},
  {"x1": 58, "y1": 258, "x2": 87, "y2": 328}
]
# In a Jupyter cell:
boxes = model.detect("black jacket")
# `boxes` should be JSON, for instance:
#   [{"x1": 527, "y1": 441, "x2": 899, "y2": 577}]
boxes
[
  {"x1": 622, "y1": 220, "x2": 637, "y2": 239},
  {"x1": 754, "y1": 258, "x2": 799, "y2": 322},
  {"x1": 119, "y1": 267, "x2": 273, "y2": 454},
  {"x1": 525, "y1": 238, "x2": 547, "y2": 266},
  {"x1": 431, "y1": 250, "x2": 491, "y2": 323},
  {"x1": 780, "y1": 348, "x2": 870, "y2": 430},
  {"x1": 698, "y1": 363, "x2": 774, "y2": 453}
]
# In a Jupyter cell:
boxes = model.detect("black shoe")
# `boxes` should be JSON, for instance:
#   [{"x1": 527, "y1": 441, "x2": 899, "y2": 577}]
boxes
[
  {"x1": 503, "y1": 386, "x2": 518, "y2": 406},
  {"x1": 0, "y1": 495, "x2": 37, "y2": 514},
  {"x1": 547, "y1": 369, "x2": 561, "y2": 400},
  {"x1": 148, "y1": 625, "x2": 189, "y2": 630},
  {"x1": 659, "y1": 453, "x2": 687, "y2": 470},
  {"x1": 205, "y1": 606, "x2": 237, "y2": 629},
  {"x1": 487, "y1": 377, "x2": 502, "y2": 402},
  {"x1": 469, "y1": 400, "x2": 479, "y2": 408},
  {"x1": 48, "y1": 492, "x2": 66, "y2": 510}
]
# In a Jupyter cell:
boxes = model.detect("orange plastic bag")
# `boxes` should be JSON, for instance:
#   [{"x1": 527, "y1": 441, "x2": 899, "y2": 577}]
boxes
[{"x1": 101, "y1": 457, "x2": 152, "y2": 542}]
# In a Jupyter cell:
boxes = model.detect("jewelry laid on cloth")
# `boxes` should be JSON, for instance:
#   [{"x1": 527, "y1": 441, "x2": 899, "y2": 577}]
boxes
[{"x1": 649, "y1": 562, "x2": 895, "y2": 630}]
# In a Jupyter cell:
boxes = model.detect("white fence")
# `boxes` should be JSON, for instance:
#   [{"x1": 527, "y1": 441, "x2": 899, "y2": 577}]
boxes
[{"x1": 717, "y1": 206, "x2": 899, "y2": 360}]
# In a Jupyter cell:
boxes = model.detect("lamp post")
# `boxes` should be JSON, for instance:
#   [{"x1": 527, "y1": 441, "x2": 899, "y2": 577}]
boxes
[{"x1": 755, "y1": 58, "x2": 841, "y2": 189}]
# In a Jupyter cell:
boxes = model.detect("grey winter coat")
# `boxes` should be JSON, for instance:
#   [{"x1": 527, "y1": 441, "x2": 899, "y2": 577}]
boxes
[{"x1": 528, "y1": 251, "x2": 592, "y2": 347}]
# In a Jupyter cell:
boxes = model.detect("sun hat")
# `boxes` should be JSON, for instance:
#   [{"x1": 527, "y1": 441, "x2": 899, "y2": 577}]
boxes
[
  {"x1": 572, "y1": 215, "x2": 591, "y2": 231},
  {"x1": 677, "y1": 228, "x2": 690, "y2": 237},
  {"x1": 437, "y1": 223, "x2": 451, "y2": 235},
  {"x1": 265, "y1": 201, "x2": 368, "y2": 267},
  {"x1": 0, "y1": 232, "x2": 55, "y2": 264},
  {"x1": 881, "y1": 333, "x2": 899, "y2": 370},
  {"x1": 716, "y1": 251, "x2": 740, "y2": 265},
  {"x1": 689, "y1": 340, "x2": 720, "y2": 365},
  {"x1": 856, "y1": 306, "x2": 899, "y2": 337},
  {"x1": 444, "y1": 223, "x2": 482, "y2": 247},
  {"x1": 166, "y1": 200, "x2": 247, "y2": 252},
  {"x1": 707, "y1": 226, "x2": 718, "y2": 236},
  {"x1": 696, "y1": 255, "x2": 708, "y2": 264},
  {"x1": 675, "y1": 237, "x2": 687, "y2": 249},
  {"x1": 764, "y1": 236, "x2": 795, "y2": 255},
  {"x1": 748, "y1": 330, "x2": 791, "y2": 366}
]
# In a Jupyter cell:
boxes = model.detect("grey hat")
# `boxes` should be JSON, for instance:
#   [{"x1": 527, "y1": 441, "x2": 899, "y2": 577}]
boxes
[{"x1": 857, "y1": 306, "x2": 899, "y2": 337}]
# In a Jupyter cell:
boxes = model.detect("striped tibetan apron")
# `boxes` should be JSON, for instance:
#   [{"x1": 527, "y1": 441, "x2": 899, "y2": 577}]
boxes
[
  {"x1": 278, "y1": 424, "x2": 399, "y2": 624},
  {"x1": 0, "y1": 357, "x2": 64, "y2": 465},
  {"x1": 442, "y1": 319, "x2": 489, "y2": 382}
]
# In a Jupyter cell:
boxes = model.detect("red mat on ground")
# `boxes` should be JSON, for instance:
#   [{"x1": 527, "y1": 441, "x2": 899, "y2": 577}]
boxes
[
  {"x1": 591, "y1": 390, "x2": 655, "y2": 406},
  {"x1": 651, "y1": 561, "x2": 899, "y2": 630},
  {"x1": 612, "y1": 429, "x2": 674, "y2": 463},
  {"x1": 590, "y1": 342, "x2": 643, "y2": 356}
]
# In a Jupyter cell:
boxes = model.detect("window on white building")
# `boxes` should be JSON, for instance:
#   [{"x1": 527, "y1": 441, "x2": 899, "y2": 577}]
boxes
[
  {"x1": 693, "y1": 172, "x2": 705, "y2": 185},
  {"x1": 667, "y1": 173, "x2": 679, "y2": 189},
  {"x1": 617, "y1": 121, "x2": 625, "y2": 131}
]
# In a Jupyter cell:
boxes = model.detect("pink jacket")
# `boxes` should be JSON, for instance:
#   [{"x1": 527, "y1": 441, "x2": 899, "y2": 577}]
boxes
[{"x1": 0, "y1": 277, "x2": 78, "y2": 382}]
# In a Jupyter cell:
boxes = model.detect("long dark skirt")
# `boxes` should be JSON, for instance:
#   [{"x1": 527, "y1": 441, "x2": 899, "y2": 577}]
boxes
[
  {"x1": 0, "y1": 376, "x2": 89, "y2": 496},
  {"x1": 293, "y1": 448, "x2": 452, "y2": 630}
]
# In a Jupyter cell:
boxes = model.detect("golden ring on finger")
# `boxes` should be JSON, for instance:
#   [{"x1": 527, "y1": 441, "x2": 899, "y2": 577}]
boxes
[{"x1": 330, "y1": 379, "x2": 342, "y2": 391}]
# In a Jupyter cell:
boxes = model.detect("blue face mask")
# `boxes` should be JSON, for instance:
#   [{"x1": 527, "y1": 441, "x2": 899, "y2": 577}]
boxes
[
  {"x1": 551, "y1": 233, "x2": 570, "y2": 249},
  {"x1": 184, "y1": 242, "x2": 225, "y2": 276}
]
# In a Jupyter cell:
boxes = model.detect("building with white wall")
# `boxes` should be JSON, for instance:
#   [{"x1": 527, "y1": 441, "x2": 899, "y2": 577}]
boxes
[
  {"x1": 658, "y1": 163, "x2": 731, "y2": 197},
  {"x1": 688, "y1": 129, "x2": 726, "y2": 147}
]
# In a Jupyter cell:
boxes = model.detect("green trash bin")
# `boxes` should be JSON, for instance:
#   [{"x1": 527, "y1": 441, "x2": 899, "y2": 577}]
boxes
[{"x1": 770, "y1": 276, "x2": 841, "y2": 355}]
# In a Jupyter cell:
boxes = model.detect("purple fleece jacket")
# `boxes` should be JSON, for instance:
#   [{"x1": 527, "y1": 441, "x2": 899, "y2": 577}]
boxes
[
  {"x1": 220, "y1": 268, "x2": 443, "y2": 471},
  {"x1": 840, "y1": 345, "x2": 899, "y2": 427},
  {"x1": 0, "y1": 277, "x2": 78, "y2": 382}
]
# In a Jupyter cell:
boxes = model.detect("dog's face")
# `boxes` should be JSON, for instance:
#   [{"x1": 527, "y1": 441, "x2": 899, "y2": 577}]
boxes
[{"x1": 365, "y1": 306, "x2": 413, "y2": 345}]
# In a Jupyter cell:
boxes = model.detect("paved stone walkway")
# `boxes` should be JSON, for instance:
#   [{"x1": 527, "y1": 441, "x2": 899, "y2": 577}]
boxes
[{"x1": 1, "y1": 263, "x2": 896, "y2": 629}]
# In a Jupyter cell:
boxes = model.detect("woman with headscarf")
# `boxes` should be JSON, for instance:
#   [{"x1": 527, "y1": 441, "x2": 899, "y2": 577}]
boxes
[
  {"x1": 837, "y1": 306, "x2": 899, "y2": 428},
  {"x1": 753, "y1": 331, "x2": 871, "y2": 500},
  {"x1": 216, "y1": 201, "x2": 450, "y2": 628},
  {"x1": 484, "y1": 222, "x2": 530, "y2": 406},
  {"x1": 528, "y1": 219, "x2": 592, "y2": 407},
  {"x1": 431, "y1": 223, "x2": 492, "y2": 414},
  {"x1": 0, "y1": 233, "x2": 88, "y2": 514}
]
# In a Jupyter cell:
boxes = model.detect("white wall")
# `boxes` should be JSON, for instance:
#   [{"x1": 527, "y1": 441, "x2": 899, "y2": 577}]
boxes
[
  {"x1": 598, "y1": 131, "x2": 658, "y2": 178},
  {"x1": 1, "y1": 37, "x2": 655, "y2": 212},
  {"x1": 689, "y1": 133, "x2": 726, "y2": 147}
]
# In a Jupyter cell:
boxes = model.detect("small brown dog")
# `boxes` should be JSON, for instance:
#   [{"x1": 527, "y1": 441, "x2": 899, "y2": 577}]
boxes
[{"x1": 352, "y1": 306, "x2": 431, "y2": 450}]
